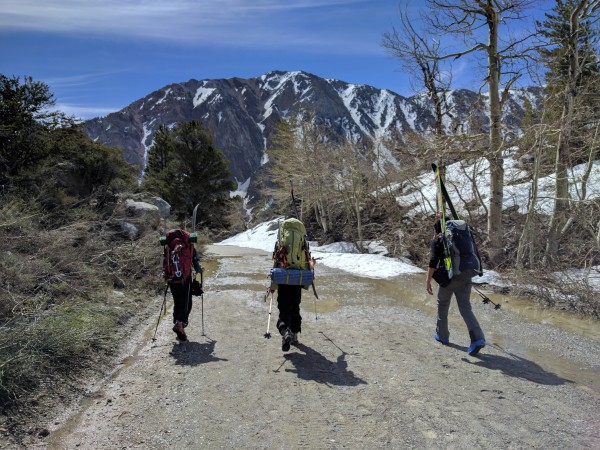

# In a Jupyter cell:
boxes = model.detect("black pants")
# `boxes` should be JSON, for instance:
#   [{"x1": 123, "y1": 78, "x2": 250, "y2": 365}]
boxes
[
  {"x1": 170, "y1": 280, "x2": 193, "y2": 325},
  {"x1": 276, "y1": 284, "x2": 302, "y2": 334}
]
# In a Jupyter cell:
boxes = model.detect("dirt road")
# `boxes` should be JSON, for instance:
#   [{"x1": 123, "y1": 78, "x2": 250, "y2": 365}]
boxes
[{"x1": 37, "y1": 245, "x2": 600, "y2": 449}]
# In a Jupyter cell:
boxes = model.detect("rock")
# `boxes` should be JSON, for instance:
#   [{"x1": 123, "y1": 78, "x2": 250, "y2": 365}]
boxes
[
  {"x1": 119, "y1": 221, "x2": 139, "y2": 240},
  {"x1": 518, "y1": 153, "x2": 535, "y2": 165},
  {"x1": 118, "y1": 198, "x2": 161, "y2": 233},
  {"x1": 149, "y1": 197, "x2": 171, "y2": 220},
  {"x1": 113, "y1": 276, "x2": 126, "y2": 289}
]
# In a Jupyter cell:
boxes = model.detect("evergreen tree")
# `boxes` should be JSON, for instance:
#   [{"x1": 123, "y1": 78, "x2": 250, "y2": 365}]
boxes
[
  {"x1": 537, "y1": 0, "x2": 599, "y2": 93},
  {"x1": 142, "y1": 120, "x2": 235, "y2": 227},
  {"x1": 38, "y1": 126, "x2": 136, "y2": 209},
  {"x1": 535, "y1": 0, "x2": 600, "y2": 264},
  {"x1": 0, "y1": 75, "x2": 73, "y2": 184}
]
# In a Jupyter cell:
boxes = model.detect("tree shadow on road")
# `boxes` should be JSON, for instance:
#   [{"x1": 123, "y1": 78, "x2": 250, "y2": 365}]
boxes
[
  {"x1": 169, "y1": 339, "x2": 228, "y2": 367},
  {"x1": 462, "y1": 346, "x2": 573, "y2": 386},
  {"x1": 282, "y1": 342, "x2": 367, "y2": 387}
]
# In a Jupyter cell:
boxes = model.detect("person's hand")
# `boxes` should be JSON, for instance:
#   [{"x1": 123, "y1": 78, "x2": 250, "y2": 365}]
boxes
[
  {"x1": 309, "y1": 257, "x2": 316, "y2": 270},
  {"x1": 426, "y1": 279, "x2": 433, "y2": 295}
]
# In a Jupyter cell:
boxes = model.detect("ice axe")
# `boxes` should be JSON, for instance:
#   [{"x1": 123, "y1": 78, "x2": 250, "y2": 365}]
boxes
[
  {"x1": 474, "y1": 286, "x2": 501, "y2": 310},
  {"x1": 264, "y1": 289, "x2": 274, "y2": 338}
]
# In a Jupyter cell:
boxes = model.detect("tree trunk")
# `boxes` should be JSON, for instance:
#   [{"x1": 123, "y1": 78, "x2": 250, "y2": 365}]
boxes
[
  {"x1": 486, "y1": 7, "x2": 504, "y2": 266},
  {"x1": 516, "y1": 132, "x2": 543, "y2": 269}
]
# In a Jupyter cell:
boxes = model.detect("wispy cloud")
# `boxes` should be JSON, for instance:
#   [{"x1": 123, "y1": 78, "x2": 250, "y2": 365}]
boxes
[
  {"x1": 54, "y1": 102, "x2": 118, "y2": 120},
  {"x1": 44, "y1": 71, "x2": 126, "y2": 89},
  {"x1": 0, "y1": 0, "x2": 374, "y2": 52}
]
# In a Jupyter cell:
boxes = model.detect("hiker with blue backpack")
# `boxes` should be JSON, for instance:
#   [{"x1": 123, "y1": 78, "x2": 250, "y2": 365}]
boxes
[{"x1": 425, "y1": 218, "x2": 486, "y2": 356}]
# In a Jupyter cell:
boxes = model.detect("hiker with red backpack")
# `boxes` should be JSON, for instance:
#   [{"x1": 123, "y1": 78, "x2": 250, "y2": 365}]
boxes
[
  {"x1": 269, "y1": 218, "x2": 316, "y2": 352},
  {"x1": 161, "y1": 229, "x2": 203, "y2": 341}
]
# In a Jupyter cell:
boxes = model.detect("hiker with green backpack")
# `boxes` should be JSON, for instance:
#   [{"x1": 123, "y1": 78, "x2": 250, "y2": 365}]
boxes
[{"x1": 269, "y1": 218, "x2": 316, "y2": 352}]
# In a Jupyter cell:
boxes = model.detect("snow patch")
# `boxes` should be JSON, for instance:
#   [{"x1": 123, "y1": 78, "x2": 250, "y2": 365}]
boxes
[
  {"x1": 156, "y1": 88, "x2": 171, "y2": 105},
  {"x1": 193, "y1": 85, "x2": 216, "y2": 108},
  {"x1": 231, "y1": 177, "x2": 251, "y2": 199}
]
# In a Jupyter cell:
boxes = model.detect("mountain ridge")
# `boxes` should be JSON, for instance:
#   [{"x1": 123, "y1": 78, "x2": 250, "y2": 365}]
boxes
[{"x1": 84, "y1": 70, "x2": 543, "y2": 191}]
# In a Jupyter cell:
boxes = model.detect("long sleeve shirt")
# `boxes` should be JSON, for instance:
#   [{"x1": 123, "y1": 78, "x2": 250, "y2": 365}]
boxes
[{"x1": 428, "y1": 234, "x2": 445, "y2": 269}]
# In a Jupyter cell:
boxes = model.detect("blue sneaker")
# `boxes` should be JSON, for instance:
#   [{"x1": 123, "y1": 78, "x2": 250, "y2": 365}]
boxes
[
  {"x1": 434, "y1": 333, "x2": 449, "y2": 345},
  {"x1": 467, "y1": 338, "x2": 486, "y2": 356}
]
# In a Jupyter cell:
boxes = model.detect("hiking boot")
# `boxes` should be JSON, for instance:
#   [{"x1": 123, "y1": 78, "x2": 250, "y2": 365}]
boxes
[
  {"x1": 281, "y1": 328, "x2": 292, "y2": 352},
  {"x1": 434, "y1": 333, "x2": 449, "y2": 345},
  {"x1": 173, "y1": 321, "x2": 187, "y2": 341},
  {"x1": 467, "y1": 338, "x2": 485, "y2": 356},
  {"x1": 291, "y1": 332, "x2": 299, "y2": 345}
]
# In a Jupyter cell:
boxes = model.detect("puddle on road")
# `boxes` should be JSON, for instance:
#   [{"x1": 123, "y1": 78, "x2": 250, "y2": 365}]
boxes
[
  {"x1": 317, "y1": 273, "x2": 600, "y2": 343},
  {"x1": 206, "y1": 244, "x2": 600, "y2": 394}
]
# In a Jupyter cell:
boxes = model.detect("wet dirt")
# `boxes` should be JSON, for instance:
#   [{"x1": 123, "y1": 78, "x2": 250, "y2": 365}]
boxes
[{"x1": 23, "y1": 244, "x2": 600, "y2": 448}]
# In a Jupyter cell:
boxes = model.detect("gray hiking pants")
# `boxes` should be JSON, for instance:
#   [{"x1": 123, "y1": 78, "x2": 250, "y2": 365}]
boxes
[{"x1": 436, "y1": 273, "x2": 485, "y2": 343}]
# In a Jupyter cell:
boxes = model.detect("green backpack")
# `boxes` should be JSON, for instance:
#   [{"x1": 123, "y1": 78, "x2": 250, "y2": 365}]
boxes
[{"x1": 274, "y1": 218, "x2": 310, "y2": 270}]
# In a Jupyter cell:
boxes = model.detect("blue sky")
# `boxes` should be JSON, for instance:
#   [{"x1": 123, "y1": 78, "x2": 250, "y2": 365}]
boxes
[{"x1": 0, "y1": 0, "x2": 547, "y2": 120}]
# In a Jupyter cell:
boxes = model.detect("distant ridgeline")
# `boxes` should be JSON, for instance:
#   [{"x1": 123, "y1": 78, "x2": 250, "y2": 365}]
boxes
[{"x1": 84, "y1": 70, "x2": 543, "y2": 197}]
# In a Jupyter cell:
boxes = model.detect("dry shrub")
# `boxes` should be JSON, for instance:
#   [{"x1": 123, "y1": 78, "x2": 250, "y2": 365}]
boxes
[
  {"x1": 0, "y1": 195, "x2": 161, "y2": 416},
  {"x1": 509, "y1": 270, "x2": 600, "y2": 319}
]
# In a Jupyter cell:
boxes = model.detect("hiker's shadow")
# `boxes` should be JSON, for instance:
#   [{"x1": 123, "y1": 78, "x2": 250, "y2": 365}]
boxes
[
  {"x1": 462, "y1": 346, "x2": 572, "y2": 386},
  {"x1": 282, "y1": 342, "x2": 367, "y2": 387},
  {"x1": 170, "y1": 338, "x2": 228, "y2": 367}
]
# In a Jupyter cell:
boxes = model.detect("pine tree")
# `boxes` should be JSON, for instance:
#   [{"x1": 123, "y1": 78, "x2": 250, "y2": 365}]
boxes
[
  {"x1": 536, "y1": 0, "x2": 600, "y2": 264},
  {"x1": 142, "y1": 120, "x2": 235, "y2": 227},
  {"x1": 0, "y1": 75, "x2": 72, "y2": 183},
  {"x1": 537, "y1": 0, "x2": 599, "y2": 94}
]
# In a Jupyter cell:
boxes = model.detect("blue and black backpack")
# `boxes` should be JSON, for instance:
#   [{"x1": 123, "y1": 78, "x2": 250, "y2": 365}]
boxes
[{"x1": 445, "y1": 220, "x2": 482, "y2": 278}]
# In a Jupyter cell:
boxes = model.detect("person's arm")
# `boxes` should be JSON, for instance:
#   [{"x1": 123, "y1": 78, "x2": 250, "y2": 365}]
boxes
[{"x1": 426, "y1": 267, "x2": 435, "y2": 295}]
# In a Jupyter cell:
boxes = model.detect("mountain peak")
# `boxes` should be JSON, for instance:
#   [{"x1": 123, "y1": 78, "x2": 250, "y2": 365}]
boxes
[{"x1": 84, "y1": 70, "x2": 541, "y2": 189}]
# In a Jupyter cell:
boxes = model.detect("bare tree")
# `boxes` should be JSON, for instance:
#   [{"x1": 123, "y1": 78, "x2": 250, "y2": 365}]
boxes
[
  {"x1": 267, "y1": 111, "x2": 337, "y2": 232},
  {"x1": 332, "y1": 140, "x2": 375, "y2": 251},
  {"x1": 516, "y1": 121, "x2": 551, "y2": 268},
  {"x1": 415, "y1": 0, "x2": 538, "y2": 265},
  {"x1": 381, "y1": 5, "x2": 452, "y2": 135}
]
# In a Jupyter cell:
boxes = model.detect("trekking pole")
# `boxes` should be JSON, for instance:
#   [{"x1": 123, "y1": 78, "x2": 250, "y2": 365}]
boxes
[
  {"x1": 152, "y1": 284, "x2": 169, "y2": 342},
  {"x1": 473, "y1": 286, "x2": 501, "y2": 310},
  {"x1": 264, "y1": 290, "x2": 274, "y2": 338},
  {"x1": 201, "y1": 270, "x2": 205, "y2": 336},
  {"x1": 314, "y1": 293, "x2": 318, "y2": 321}
]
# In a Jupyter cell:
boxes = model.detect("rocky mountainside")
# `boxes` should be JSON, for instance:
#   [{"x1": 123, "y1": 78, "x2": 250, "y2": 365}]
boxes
[{"x1": 84, "y1": 70, "x2": 543, "y2": 190}]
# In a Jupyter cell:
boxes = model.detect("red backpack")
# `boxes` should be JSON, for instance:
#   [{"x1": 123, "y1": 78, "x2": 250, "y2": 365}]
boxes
[{"x1": 162, "y1": 229, "x2": 194, "y2": 284}]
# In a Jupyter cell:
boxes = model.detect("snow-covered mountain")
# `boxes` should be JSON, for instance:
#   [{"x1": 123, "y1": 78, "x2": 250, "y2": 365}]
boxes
[{"x1": 84, "y1": 70, "x2": 543, "y2": 192}]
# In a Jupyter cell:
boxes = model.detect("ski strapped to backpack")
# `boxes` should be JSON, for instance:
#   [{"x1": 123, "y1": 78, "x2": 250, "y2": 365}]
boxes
[
  {"x1": 433, "y1": 163, "x2": 454, "y2": 278},
  {"x1": 432, "y1": 163, "x2": 483, "y2": 280}
]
